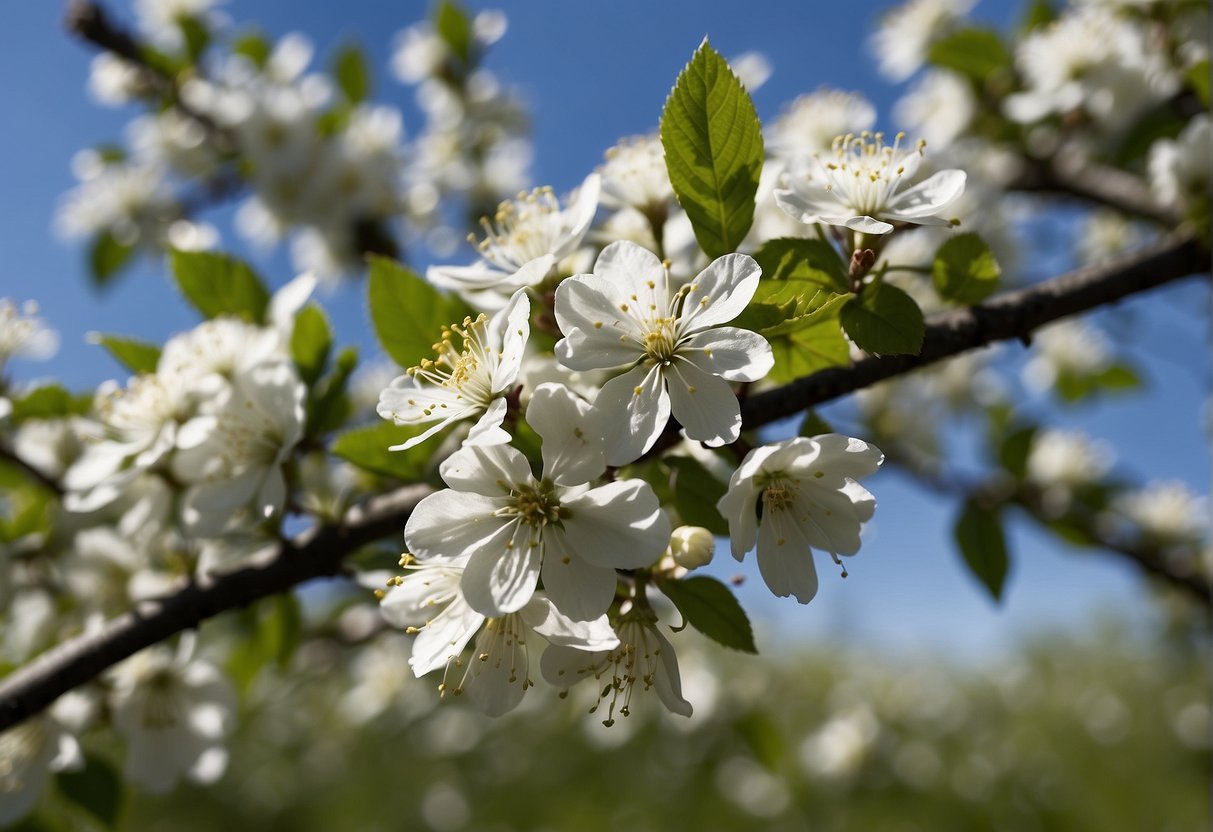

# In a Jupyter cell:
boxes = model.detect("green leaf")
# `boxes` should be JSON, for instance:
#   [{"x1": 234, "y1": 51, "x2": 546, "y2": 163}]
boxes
[
  {"x1": 751, "y1": 238, "x2": 849, "y2": 293},
  {"x1": 656, "y1": 576, "x2": 757, "y2": 653},
  {"x1": 932, "y1": 233, "x2": 1002, "y2": 305},
  {"x1": 660, "y1": 40, "x2": 764, "y2": 259},
  {"x1": 92, "y1": 334, "x2": 161, "y2": 374},
  {"x1": 332, "y1": 43, "x2": 371, "y2": 103},
  {"x1": 766, "y1": 315, "x2": 850, "y2": 384},
  {"x1": 367, "y1": 255, "x2": 467, "y2": 369},
  {"x1": 1093, "y1": 364, "x2": 1140, "y2": 391},
  {"x1": 798, "y1": 410, "x2": 834, "y2": 438},
  {"x1": 0, "y1": 478, "x2": 54, "y2": 544},
  {"x1": 9, "y1": 385, "x2": 92, "y2": 422},
  {"x1": 1020, "y1": 0, "x2": 1056, "y2": 32},
  {"x1": 997, "y1": 425, "x2": 1037, "y2": 479},
  {"x1": 954, "y1": 500, "x2": 1010, "y2": 602},
  {"x1": 307, "y1": 346, "x2": 358, "y2": 437},
  {"x1": 332, "y1": 421, "x2": 436, "y2": 481},
  {"x1": 290, "y1": 303, "x2": 333, "y2": 385},
  {"x1": 89, "y1": 232, "x2": 136, "y2": 288},
  {"x1": 178, "y1": 15, "x2": 211, "y2": 62},
  {"x1": 170, "y1": 250, "x2": 270, "y2": 324},
  {"x1": 434, "y1": 0, "x2": 473, "y2": 64},
  {"x1": 57, "y1": 755, "x2": 125, "y2": 829},
  {"x1": 840, "y1": 282, "x2": 925, "y2": 356},
  {"x1": 267, "y1": 593, "x2": 303, "y2": 670},
  {"x1": 232, "y1": 31, "x2": 271, "y2": 68},
  {"x1": 927, "y1": 28, "x2": 1012, "y2": 82},
  {"x1": 666, "y1": 456, "x2": 728, "y2": 536},
  {"x1": 1187, "y1": 60, "x2": 1210, "y2": 108}
]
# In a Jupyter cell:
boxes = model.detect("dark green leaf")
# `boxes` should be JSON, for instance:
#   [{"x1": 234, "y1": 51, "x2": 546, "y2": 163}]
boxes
[
  {"x1": 178, "y1": 15, "x2": 211, "y2": 62},
  {"x1": 1093, "y1": 364, "x2": 1140, "y2": 391},
  {"x1": 751, "y1": 238, "x2": 849, "y2": 293},
  {"x1": 798, "y1": 410, "x2": 834, "y2": 438},
  {"x1": 89, "y1": 232, "x2": 136, "y2": 288},
  {"x1": 232, "y1": 31, "x2": 272, "y2": 68},
  {"x1": 840, "y1": 282, "x2": 925, "y2": 355},
  {"x1": 307, "y1": 347, "x2": 358, "y2": 436},
  {"x1": 997, "y1": 425, "x2": 1037, "y2": 479},
  {"x1": 1020, "y1": 0, "x2": 1056, "y2": 32},
  {"x1": 1187, "y1": 60, "x2": 1210, "y2": 108},
  {"x1": 290, "y1": 303, "x2": 333, "y2": 385},
  {"x1": 367, "y1": 255, "x2": 467, "y2": 369},
  {"x1": 434, "y1": 0, "x2": 473, "y2": 64},
  {"x1": 0, "y1": 480, "x2": 54, "y2": 543},
  {"x1": 332, "y1": 43, "x2": 371, "y2": 103},
  {"x1": 928, "y1": 28, "x2": 1012, "y2": 81},
  {"x1": 656, "y1": 575, "x2": 757, "y2": 653},
  {"x1": 666, "y1": 456, "x2": 728, "y2": 536},
  {"x1": 954, "y1": 500, "x2": 1010, "y2": 602},
  {"x1": 9, "y1": 385, "x2": 92, "y2": 422},
  {"x1": 170, "y1": 250, "x2": 270, "y2": 324},
  {"x1": 332, "y1": 421, "x2": 436, "y2": 481},
  {"x1": 267, "y1": 593, "x2": 303, "y2": 670},
  {"x1": 92, "y1": 334, "x2": 161, "y2": 374},
  {"x1": 660, "y1": 40, "x2": 764, "y2": 259},
  {"x1": 932, "y1": 233, "x2": 1001, "y2": 305},
  {"x1": 766, "y1": 315, "x2": 850, "y2": 384},
  {"x1": 57, "y1": 755, "x2": 125, "y2": 829}
]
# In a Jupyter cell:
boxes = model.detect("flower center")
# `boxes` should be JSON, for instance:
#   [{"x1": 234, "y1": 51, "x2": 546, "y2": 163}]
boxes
[
  {"x1": 500, "y1": 479, "x2": 564, "y2": 527},
  {"x1": 758, "y1": 474, "x2": 800, "y2": 514},
  {"x1": 817, "y1": 131, "x2": 924, "y2": 216},
  {"x1": 408, "y1": 314, "x2": 494, "y2": 401},
  {"x1": 642, "y1": 316, "x2": 679, "y2": 363},
  {"x1": 587, "y1": 608, "x2": 664, "y2": 727},
  {"x1": 471, "y1": 186, "x2": 565, "y2": 271}
]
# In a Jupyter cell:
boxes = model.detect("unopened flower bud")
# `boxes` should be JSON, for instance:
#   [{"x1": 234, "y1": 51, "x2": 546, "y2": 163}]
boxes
[{"x1": 670, "y1": 526, "x2": 715, "y2": 570}]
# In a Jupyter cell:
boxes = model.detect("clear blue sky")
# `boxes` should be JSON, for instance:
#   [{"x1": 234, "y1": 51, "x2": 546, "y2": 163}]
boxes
[{"x1": 3, "y1": 0, "x2": 1207, "y2": 657}]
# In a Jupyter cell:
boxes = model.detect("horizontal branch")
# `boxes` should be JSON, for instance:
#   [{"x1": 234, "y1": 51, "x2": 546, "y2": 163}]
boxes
[
  {"x1": 0, "y1": 485, "x2": 429, "y2": 732},
  {"x1": 1008, "y1": 149, "x2": 1179, "y2": 226},
  {"x1": 1, "y1": 234, "x2": 1207, "y2": 732},
  {"x1": 738, "y1": 233, "x2": 1209, "y2": 432}
]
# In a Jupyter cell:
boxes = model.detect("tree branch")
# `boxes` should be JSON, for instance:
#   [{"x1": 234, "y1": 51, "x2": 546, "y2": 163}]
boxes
[
  {"x1": 0, "y1": 485, "x2": 429, "y2": 732},
  {"x1": 0, "y1": 443, "x2": 64, "y2": 496},
  {"x1": 1008, "y1": 148, "x2": 1179, "y2": 226},
  {"x1": 1, "y1": 234, "x2": 1207, "y2": 732},
  {"x1": 737, "y1": 233, "x2": 1208, "y2": 434}
]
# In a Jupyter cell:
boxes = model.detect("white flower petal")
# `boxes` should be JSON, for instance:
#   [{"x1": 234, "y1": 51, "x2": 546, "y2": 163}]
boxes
[
  {"x1": 800, "y1": 433, "x2": 885, "y2": 480},
  {"x1": 539, "y1": 530, "x2": 620, "y2": 621},
  {"x1": 464, "y1": 397, "x2": 511, "y2": 446},
  {"x1": 560, "y1": 480, "x2": 670, "y2": 570},
  {"x1": 438, "y1": 443, "x2": 533, "y2": 496},
  {"x1": 554, "y1": 274, "x2": 646, "y2": 371},
  {"x1": 756, "y1": 512, "x2": 820, "y2": 604},
  {"x1": 651, "y1": 627, "x2": 693, "y2": 717},
  {"x1": 410, "y1": 596, "x2": 484, "y2": 677},
  {"x1": 526, "y1": 383, "x2": 605, "y2": 486},
  {"x1": 678, "y1": 253, "x2": 762, "y2": 331},
  {"x1": 885, "y1": 169, "x2": 966, "y2": 221},
  {"x1": 665, "y1": 361, "x2": 741, "y2": 447},
  {"x1": 405, "y1": 490, "x2": 513, "y2": 561},
  {"x1": 680, "y1": 327, "x2": 774, "y2": 382},
  {"x1": 843, "y1": 215, "x2": 896, "y2": 235},
  {"x1": 487, "y1": 289, "x2": 531, "y2": 393},
  {"x1": 595, "y1": 364, "x2": 670, "y2": 466},
  {"x1": 461, "y1": 523, "x2": 543, "y2": 616},
  {"x1": 520, "y1": 594, "x2": 620, "y2": 651}
]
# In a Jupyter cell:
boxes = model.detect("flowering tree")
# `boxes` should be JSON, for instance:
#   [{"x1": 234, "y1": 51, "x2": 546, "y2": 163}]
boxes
[{"x1": 0, "y1": 0, "x2": 1208, "y2": 825}]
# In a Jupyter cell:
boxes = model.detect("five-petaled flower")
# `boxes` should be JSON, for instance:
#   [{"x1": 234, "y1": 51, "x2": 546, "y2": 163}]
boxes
[
  {"x1": 774, "y1": 131, "x2": 965, "y2": 236},
  {"x1": 717, "y1": 435, "x2": 884, "y2": 605},
  {"x1": 553, "y1": 240, "x2": 774, "y2": 466}
]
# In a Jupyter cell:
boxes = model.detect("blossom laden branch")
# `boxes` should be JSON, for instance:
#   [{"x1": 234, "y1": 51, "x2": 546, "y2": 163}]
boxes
[
  {"x1": 0, "y1": 484, "x2": 430, "y2": 733},
  {"x1": 1, "y1": 233, "x2": 1206, "y2": 733}
]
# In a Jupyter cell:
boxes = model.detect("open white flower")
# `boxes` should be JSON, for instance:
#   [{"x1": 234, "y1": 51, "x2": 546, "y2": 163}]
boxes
[
  {"x1": 377, "y1": 289, "x2": 530, "y2": 451},
  {"x1": 554, "y1": 241, "x2": 773, "y2": 466},
  {"x1": 1112, "y1": 481, "x2": 1207, "y2": 546},
  {"x1": 380, "y1": 557, "x2": 618, "y2": 716},
  {"x1": 869, "y1": 0, "x2": 975, "y2": 82},
  {"x1": 109, "y1": 644, "x2": 236, "y2": 794},
  {"x1": 717, "y1": 435, "x2": 884, "y2": 605},
  {"x1": 775, "y1": 132, "x2": 966, "y2": 236},
  {"x1": 541, "y1": 600, "x2": 692, "y2": 725},
  {"x1": 0, "y1": 299, "x2": 58, "y2": 374},
  {"x1": 428, "y1": 175, "x2": 600, "y2": 308},
  {"x1": 0, "y1": 701, "x2": 85, "y2": 826},
  {"x1": 599, "y1": 135, "x2": 674, "y2": 213},
  {"x1": 405, "y1": 383, "x2": 670, "y2": 621},
  {"x1": 171, "y1": 359, "x2": 306, "y2": 536}
]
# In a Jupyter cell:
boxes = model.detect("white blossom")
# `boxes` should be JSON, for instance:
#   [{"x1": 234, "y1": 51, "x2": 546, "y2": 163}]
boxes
[
  {"x1": 870, "y1": 0, "x2": 975, "y2": 82},
  {"x1": 377, "y1": 289, "x2": 530, "y2": 450},
  {"x1": 109, "y1": 645, "x2": 236, "y2": 794},
  {"x1": 0, "y1": 300, "x2": 58, "y2": 373},
  {"x1": 554, "y1": 241, "x2": 773, "y2": 465},
  {"x1": 1026, "y1": 428, "x2": 1113, "y2": 489},
  {"x1": 0, "y1": 703, "x2": 86, "y2": 826},
  {"x1": 1112, "y1": 481, "x2": 1207, "y2": 545},
  {"x1": 428, "y1": 176, "x2": 600, "y2": 308},
  {"x1": 1148, "y1": 113, "x2": 1211, "y2": 213},
  {"x1": 599, "y1": 135, "x2": 674, "y2": 213},
  {"x1": 404, "y1": 383, "x2": 670, "y2": 621},
  {"x1": 541, "y1": 600, "x2": 693, "y2": 725},
  {"x1": 893, "y1": 70, "x2": 975, "y2": 150},
  {"x1": 717, "y1": 435, "x2": 884, "y2": 605},
  {"x1": 1022, "y1": 319, "x2": 1114, "y2": 392},
  {"x1": 775, "y1": 132, "x2": 966, "y2": 236},
  {"x1": 766, "y1": 89, "x2": 877, "y2": 161}
]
